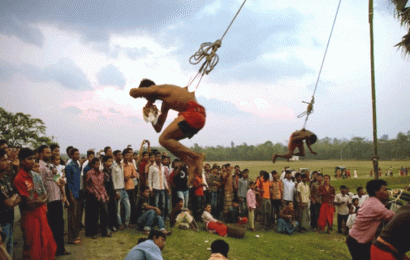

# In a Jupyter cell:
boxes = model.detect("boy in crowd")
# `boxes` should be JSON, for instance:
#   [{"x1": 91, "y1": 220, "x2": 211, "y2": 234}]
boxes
[
  {"x1": 297, "y1": 173, "x2": 310, "y2": 232},
  {"x1": 334, "y1": 185, "x2": 351, "y2": 235},
  {"x1": 14, "y1": 148, "x2": 57, "y2": 259},
  {"x1": 192, "y1": 172, "x2": 206, "y2": 221},
  {"x1": 347, "y1": 179, "x2": 394, "y2": 260},
  {"x1": 137, "y1": 140, "x2": 151, "y2": 192},
  {"x1": 102, "y1": 155, "x2": 118, "y2": 232},
  {"x1": 310, "y1": 172, "x2": 323, "y2": 230},
  {"x1": 84, "y1": 158, "x2": 111, "y2": 239},
  {"x1": 137, "y1": 187, "x2": 171, "y2": 235},
  {"x1": 272, "y1": 128, "x2": 317, "y2": 163},
  {"x1": 237, "y1": 169, "x2": 249, "y2": 214},
  {"x1": 256, "y1": 171, "x2": 272, "y2": 230},
  {"x1": 112, "y1": 150, "x2": 131, "y2": 230},
  {"x1": 130, "y1": 79, "x2": 206, "y2": 184},
  {"x1": 226, "y1": 199, "x2": 248, "y2": 225},
  {"x1": 148, "y1": 152, "x2": 170, "y2": 216},
  {"x1": 123, "y1": 149, "x2": 138, "y2": 226},
  {"x1": 270, "y1": 171, "x2": 283, "y2": 226},
  {"x1": 0, "y1": 149, "x2": 21, "y2": 258},
  {"x1": 247, "y1": 181, "x2": 257, "y2": 231},
  {"x1": 283, "y1": 170, "x2": 295, "y2": 205}
]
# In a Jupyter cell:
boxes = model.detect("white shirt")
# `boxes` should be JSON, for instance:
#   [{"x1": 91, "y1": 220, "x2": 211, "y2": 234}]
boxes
[
  {"x1": 297, "y1": 182, "x2": 310, "y2": 203},
  {"x1": 334, "y1": 193, "x2": 351, "y2": 215},
  {"x1": 112, "y1": 160, "x2": 125, "y2": 190},
  {"x1": 352, "y1": 194, "x2": 369, "y2": 207},
  {"x1": 283, "y1": 179, "x2": 295, "y2": 201},
  {"x1": 148, "y1": 163, "x2": 168, "y2": 191}
]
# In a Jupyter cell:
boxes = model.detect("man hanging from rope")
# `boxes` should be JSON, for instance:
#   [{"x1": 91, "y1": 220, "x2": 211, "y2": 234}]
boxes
[
  {"x1": 272, "y1": 129, "x2": 318, "y2": 163},
  {"x1": 130, "y1": 79, "x2": 206, "y2": 184}
]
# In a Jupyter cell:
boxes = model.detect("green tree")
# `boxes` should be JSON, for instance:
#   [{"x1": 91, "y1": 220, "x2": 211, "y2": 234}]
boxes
[
  {"x1": 390, "y1": 0, "x2": 410, "y2": 55},
  {"x1": 0, "y1": 107, "x2": 54, "y2": 148}
]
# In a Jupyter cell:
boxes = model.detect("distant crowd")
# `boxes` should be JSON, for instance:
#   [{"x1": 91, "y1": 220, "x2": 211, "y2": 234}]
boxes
[{"x1": 0, "y1": 139, "x2": 409, "y2": 260}]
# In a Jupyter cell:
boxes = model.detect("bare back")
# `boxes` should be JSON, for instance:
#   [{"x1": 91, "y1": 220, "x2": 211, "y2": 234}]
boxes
[{"x1": 153, "y1": 85, "x2": 197, "y2": 112}]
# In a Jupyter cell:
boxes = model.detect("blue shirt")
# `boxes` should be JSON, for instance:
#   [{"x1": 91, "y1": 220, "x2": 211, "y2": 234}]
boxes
[
  {"x1": 124, "y1": 239, "x2": 163, "y2": 260},
  {"x1": 65, "y1": 160, "x2": 81, "y2": 199}
]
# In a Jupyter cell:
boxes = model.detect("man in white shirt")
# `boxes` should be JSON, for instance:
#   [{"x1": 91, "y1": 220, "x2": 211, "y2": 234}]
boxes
[
  {"x1": 283, "y1": 170, "x2": 295, "y2": 205},
  {"x1": 297, "y1": 173, "x2": 310, "y2": 231},
  {"x1": 148, "y1": 152, "x2": 170, "y2": 214},
  {"x1": 112, "y1": 150, "x2": 131, "y2": 230},
  {"x1": 352, "y1": 186, "x2": 369, "y2": 207},
  {"x1": 334, "y1": 185, "x2": 351, "y2": 234}
]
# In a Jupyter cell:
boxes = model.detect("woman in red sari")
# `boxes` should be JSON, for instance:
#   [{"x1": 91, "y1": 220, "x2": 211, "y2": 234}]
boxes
[
  {"x1": 317, "y1": 174, "x2": 335, "y2": 233},
  {"x1": 14, "y1": 148, "x2": 57, "y2": 260}
]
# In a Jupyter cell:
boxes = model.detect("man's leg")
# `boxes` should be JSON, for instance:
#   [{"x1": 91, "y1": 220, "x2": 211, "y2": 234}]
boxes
[
  {"x1": 158, "y1": 116, "x2": 204, "y2": 182},
  {"x1": 122, "y1": 190, "x2": 131, "y2": 226},
  {"x1": 137, "y1": 210, "x2": 155, "y2": 231}
]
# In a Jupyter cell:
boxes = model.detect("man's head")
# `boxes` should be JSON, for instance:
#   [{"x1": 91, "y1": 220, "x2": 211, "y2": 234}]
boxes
[
  {"x1": 70, "y1": 148, "x2": 80, "y2": 161},
  {"x1": 66, "y1": 146, "x2": 74, "y2": 157},
  {"x1": 104, "y1": 146, "x2": 113, "y2": 157},
  {"x1": 204, "y1": 163, "x2": 211, "y2": 172},
  {"x1": 352, "y1": 198, "x2": 359, "y2": 207},
  {"x1": 285, "y1": 170, "x2": 292, "y2": 180},
  {"x1": 177, "y1": 198, "x2": 184, "y2": 207},
  {"x1": 211, "y1": 239, "x2": 229, "y2": 258},
  {"x1": 295, "y1": 172, "x2": 302, "y2": 183},
  {"x1": 142, "y1": 151, "x2": 149, "y2": 161},
  {"x1": 19, "y1": 148, "x2": 35, "y2": 171},
  {"x1": 261, "y1": 171, "x2": 270, "y2": 181},
  {"x1": 311, "y1": 171, "x2": 318, "y2": 180},
  {"x1": 147, "y1": 230, "x2": 166, "y2": 251},
  {"x1": 306, "y1": 134, "x2": 317, "y2": 145},
  {"x1": 301, "y1": 173, "x2": 307, "y2": 183},
  {"x1": 232, "y1": 199, "x2": 239, "y2": 208},
  {"x1": 241, "y1": 169, "x2": 249, "y2": 179},
  {"x1": 142, "y1": 187, "x2": 150, "y2": 198},
  {"x1": 38, "y1": 145, "x2": 52, "y2": 162},
  {"x1": 316, "y1": 173, "x2": 323, "y2": 183},
  {"x1": 0, "y1": 149, "x2": 9, "y2": 173},
  {"x1": 154, "y1": 152, "x2": 161, "y2": 164},
  {"x1": 122, "y1": 149, "x2": 131, "y2": 162},
  {"x1": 225, "y1": 163, "x2": 232, "y2": 173},
  {"x1": 234, "y1": 165, "x2": 240, "y2": 174},
  {"x1": 90, "y1": 158, "x2": 100, "y2": 170},
  {"x1": 161, "y1": 155, "x2": 170, "y2": 166},
  {"x1": 113, "y1": 150, "x2": 122, "y2": 162},
  {"x1": 0, "y1": 140, "x2": 8, "y2": 150},
  {"x1": 139, "y1": 79, "x2": 156, "y2": 88},
  {"x1": 51, "y1": 155, "x2": 61, "y2": 166},
  {"x1": 357, "y1": 186, "x2": 365, "y2": 196},
  {"x1": 50, "y1": 144, "x2": 60, "y2": 157},
  {"x1": 340, "y1": 185, "x2": 347, "y2": 195},
  {"x1": 249, "y1": 181, "x2": 256, "y2": 190},
  {"x1": 366, "y1": 179, "x2": 389, "y2": 201},
  {"x1": 149, "y1": 153, "x2": 155, "y2": 163},
  {"x1": 171, "y1": 158, "x2": 180, "y2": 168},
  {"x1": 102, "y1": 155, "x2": 113, "y2": 169},
  {"x1": 87, "y1": 150, "x2": 95, "y2": 161},
  {"x1": 287, "y1": 201, "x2": 294, "y2": 210},
  {"x1": 271, "y1": 170, "x2": 277, "y2": 181}
]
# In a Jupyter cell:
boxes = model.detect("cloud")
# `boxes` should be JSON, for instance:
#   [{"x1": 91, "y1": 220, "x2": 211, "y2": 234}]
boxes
[
  {"x1": 108, "y1": 108, "x2": 122, "y2": 114},
  {"x1": 0, "y1": 60, "x2": 13, "y2": 82},
  {"x1": 97, "y1": 64, "x2": 126, "y2": 89},
  {"x1": 197, "y1": 96, "x2": 252, "y2": 117},
  {"x1": 0, "y1": 16, "x2": 45, "y2": 47},
  {"x1": 63, "y1": 106, "x2": 83, "y2": 115}
]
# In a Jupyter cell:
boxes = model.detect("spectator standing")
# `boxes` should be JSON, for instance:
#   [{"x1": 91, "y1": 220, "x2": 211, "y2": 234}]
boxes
[
  {"x1": 310, "y1": 173, "x2": 323, "y2": 230},
  {"x1": 334, "y1": 185, "x2": 351, "y2": 235},
  {"x1": 237, "y1": 169, "x2": 249, "y2": 214},
  {"x1": 256, "y1": 171, "x2": 272, "y2": 230},
  {"x1": 112, "y1": 150, "x2": 131, "y2": 230},
  {"x1": 222, "y1": 164, "x2": 234, "y2": 217},
  {"x1": 283, "y1": 170, "x2": 295, "y2": 205},
  {"x1": 297, "y1": 173, "x2": 310, "y2": 231},
  {"x1": 247, "y1": 181, "x2": 257, "y2": 232},
  {"x1": 123, "y1": 149, "x2": 138, "y2": 226},
  {"x1": 148, "y1": 152, "x2": 170, "y2": 216},
  {"x1": 317, "y1": 175, "x2": 335, "y2": 233},
  {"x1": 270, "y1": 171, "x2": 283, "y2": 226}
]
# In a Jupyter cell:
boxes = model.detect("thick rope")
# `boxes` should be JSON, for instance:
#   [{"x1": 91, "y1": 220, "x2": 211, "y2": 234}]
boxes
[
  {"x1": 187, "y1": 0, "x2": 247, "y2": 90},
  {"x1": 299, "y1": 0, "x2": 343, "y2": 127}
]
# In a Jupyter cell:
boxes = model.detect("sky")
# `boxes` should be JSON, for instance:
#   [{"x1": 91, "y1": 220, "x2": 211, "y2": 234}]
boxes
[{"x1": 0, "y1": 0, "x2": 409, "y2": 153}]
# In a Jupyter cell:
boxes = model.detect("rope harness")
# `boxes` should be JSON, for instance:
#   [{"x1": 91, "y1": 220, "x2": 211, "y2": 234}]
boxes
[
  {"x1": 187, "y1": 0, "x2": 247, "y2": 91},
  {"x1": 299, "y1": 0, "x2": 343, "y2": 128}
]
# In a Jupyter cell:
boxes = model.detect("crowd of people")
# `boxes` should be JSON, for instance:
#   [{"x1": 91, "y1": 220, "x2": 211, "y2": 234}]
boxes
[{"x1": 0, "y1": 139, "x2": 409, "y2": 260}]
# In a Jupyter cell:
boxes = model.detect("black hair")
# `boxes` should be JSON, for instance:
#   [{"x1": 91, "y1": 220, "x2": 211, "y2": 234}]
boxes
[
  {"x1": 211, "y1": 240, "x2": 229, "y2": 257},
  {"x1": 261, "y1": 171, "x2": 270, "y2": 181},
  {"x1": 38, "y1": 145, "x2": 49, "y2": 154},
  {"x1": 122, "y1": 149, "x2": 130, "y2": 157},
  {"x1": 142, "y1": 186, "x2": 150, "y2": 193},
  {"x1": 234, "y1": 165, "x2": 240, "y2": 169},
  {"x1": 139, "y1": 79, "x2": 156, "y2": 88},
  {"x1": 102, "y1": 155, "x2": 112, "y2": 164},
  {"x1": 147, "y1": 230, "x2": 166, "y2": 240},
  {"x1": 242, "y1": 169, "x2": 249, "y2": 174},
  {"x1": 232, "y1": 198, "x2": 239, "y2": 204},
  {"x1": 317, "y1": 173, "x2": 324, "y2": 177},
  {"x1": 18, "y1": 148, "x2": 34, "y2": 161},
  {"x1": 312, "y1": 171, "x2": 318, "y2": 175},
  {"x1": 0, "y1": 149, "x2": 6, "y2": 159},
  {"x1": 324, "y1": 174, "x2": 331, "y2": 180},
  {"x1": 225, "y1": 163, "x2": 231, "y2": 167},
  {"x1": 154, "y1": 151, "x2": 162, "y2": 156},
  {"x1": 285, "y1": 170, "x2": 292, "y2": 175},
  {"x1": 357, "y1": 186, "x2": 363, "y2": 193},
  {"x1": 287, "y1": 201, "x2": 294, "y2": 206},
  {"x1": 70, "y1": 148, "x2": 79, "y2": 157},
  {"x1": 113, "y1": 150, "x2": 121, "y2": 156},
  {"x1": 142, "y1": 151, "x2": 149, "y2": 156},
  {"x1": 87, "y1": 150, "x2": 95, "y2": 157},
  {"x1": 177, "y1": 198, "x2": 184, "y2": 203},
  {"x1": 66, "y1": 146, "x2": 73, "y2": 156},
  {"x1": 249, "y1": 181, "x2": 255, "y2": 186},
  {"x1": 104, "y1": 146, "x2": 111, "y2": 153},
  {"x1": 301, "y1": 173, "x2": 307, "y2": 179},
  {"x1": 50, "y1": 143, "x2": 59, "y2": 152},
  {"x1": 90, "y1": 157, "x2": 100, "y2": 166},
  {"x1": 308, "y1": 134, "x2": 317, "y2": 145},
  {"x1": 0, "y1": 140, "x2": 7, "y2": 147},
  {"x1": 340, "y1": 185, "x2": 348, "y2": 189},
  {"x1": 271, "y1": 170, "x2": 277, "y2": 175},
  {"x1": 366, "y1": 179, "x2": 388, "y2": 197},
  {"x1": 352, "y1": 198, "x2": 359, "y2": 204},
  {"x1": 295, "y1": 172, "x2": 302, "y2": 178},
  {"x1": 137, "y1": 238, "x2": 148, "y2": 244}
]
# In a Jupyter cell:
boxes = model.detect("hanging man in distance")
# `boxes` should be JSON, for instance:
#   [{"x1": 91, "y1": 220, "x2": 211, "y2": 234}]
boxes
[
  {"x1": 129, "y1": 79, "x2": 206, "y2": 185},
  {"x1": 272, "y1": 129, "x2": 317, "y2": 163}
]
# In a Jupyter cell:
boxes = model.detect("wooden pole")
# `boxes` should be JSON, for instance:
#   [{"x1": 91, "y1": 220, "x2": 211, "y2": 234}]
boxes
[{"x1": 369, "y1": 0, "x2": 379, "y2": 179}]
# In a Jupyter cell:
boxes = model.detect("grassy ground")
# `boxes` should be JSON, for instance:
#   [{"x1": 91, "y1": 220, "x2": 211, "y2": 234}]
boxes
[{"x1": 13, "y1": 160, "x2": 410, "y2": 260}]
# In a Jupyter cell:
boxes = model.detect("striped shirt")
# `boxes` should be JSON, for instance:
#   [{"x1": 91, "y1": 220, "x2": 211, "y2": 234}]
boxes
[{"x1": 39, "y1": 160, "x2": 63, "y2": 202}]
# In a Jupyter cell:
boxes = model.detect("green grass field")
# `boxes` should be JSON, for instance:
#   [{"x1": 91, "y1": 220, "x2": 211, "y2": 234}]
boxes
[{"x1": 65, "y1": 160, "x2": 410, "y2": 260}]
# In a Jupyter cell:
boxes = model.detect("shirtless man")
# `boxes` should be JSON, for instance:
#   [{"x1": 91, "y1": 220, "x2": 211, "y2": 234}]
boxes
[
  {"x1": 129, "y1": 79, "x2": 206, "y2": 184},
  {"x1": 272, "y1": 129, "x2": 317, "y2": 163}
]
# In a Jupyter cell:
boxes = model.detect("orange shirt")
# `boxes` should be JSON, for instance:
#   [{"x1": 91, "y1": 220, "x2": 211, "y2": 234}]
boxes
[
  {"x1": 256, "y1": 179, "x2": 272, "y2": 199},
  {"x1": 123, "y1": 162, "x2": 138, "y2": 190}
]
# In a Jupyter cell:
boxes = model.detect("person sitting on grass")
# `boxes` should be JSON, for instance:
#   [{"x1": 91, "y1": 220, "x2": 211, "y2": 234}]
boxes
[
  {"x1": 137, "y1": 187, "x2": 171, "y2": 236},
  {"x1": 170, "y1": 198, "x2": 199, "y2": 231},
  {"x1": 208, "y1": 239, "x2": 230, "y2": 260},
  {"x1": 202, "y1": 204, "x2": 228, "y2": 237},
  {"x1": 124, "y1": 230, "x2": 167, "y2": 260},
  {"x1": 226, "y1": 199, "x2": 248, "y2": 225},
  {"x1": 272, "y1": 128, "x2": 317, "y2": 163},
  {"x1": 277, "y1": 201, "x2": 299, "y2": 235}
]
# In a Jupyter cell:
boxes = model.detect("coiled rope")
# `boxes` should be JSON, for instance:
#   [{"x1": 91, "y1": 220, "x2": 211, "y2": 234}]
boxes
[
  {"x1": 187, "y1": 0, "x2": 247, "y2": 90},
  {"x1": 298, "y1": 0, "x2": 343, "y2": 128}
]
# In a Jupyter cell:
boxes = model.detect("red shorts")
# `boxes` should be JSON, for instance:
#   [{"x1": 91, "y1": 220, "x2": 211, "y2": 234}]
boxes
[{"x1": 178, "y1": 100, "x2": 206, "y2": 138}]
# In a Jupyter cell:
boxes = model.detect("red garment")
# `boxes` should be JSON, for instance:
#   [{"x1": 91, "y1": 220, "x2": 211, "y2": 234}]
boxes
[
  {"x1": 14, "y1": 169, "x2": 57, "y2": 260},
  {"x1": 318, "y1": 184, "x2": 335, "y2": 204},
  {"x1": 193, "y1": 175, "x2": 204, "y2": 196},
  {"x1": 178, "y1": 100, "x2": 206, "y2": 130},
  {"x1": 238, "y1": 217, "x2": 248, "y2": 225},
  {"x1": 207, "y1": 221, "x2": 228, "y2": 237},
  {"x1": 139, "y1": 160, "x2": 148, "y2": 189},
  {"x1": 317, "y1": 203, "x2": 335, "y2": 231},
  {"x1": 370, "y1": 245, "x2": 395, "y2": 260}
]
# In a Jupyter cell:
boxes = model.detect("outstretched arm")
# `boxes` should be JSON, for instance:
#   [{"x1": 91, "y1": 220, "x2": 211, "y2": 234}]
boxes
[
  {"x1": 129, "y1": 86, "x2": 158, "y2": 100},
  {"x1": 152, "y1": 103, "x2": 169, "y2": 133},
  {"x1": 306, "y1": 144, "x2": 317, "y2": 155}
]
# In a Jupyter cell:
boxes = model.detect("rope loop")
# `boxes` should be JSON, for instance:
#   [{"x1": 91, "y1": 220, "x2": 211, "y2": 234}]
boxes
[
  {"x1": 297, "y1": 96, "x2": 315, "y2": 118},
  {"x1": 189, "y1": 40, "x2": 221, "y2": 75}
]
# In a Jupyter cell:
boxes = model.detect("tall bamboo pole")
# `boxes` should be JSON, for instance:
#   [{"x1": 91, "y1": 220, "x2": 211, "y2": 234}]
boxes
[{"x1": 369, "y1": 0, "x2": 379, "y2": 179}]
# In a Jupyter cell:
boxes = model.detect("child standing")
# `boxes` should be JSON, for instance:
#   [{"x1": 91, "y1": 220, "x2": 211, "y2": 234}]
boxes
[
  {"x1": 50, "y1": 155, "x2": 69, "y2": 207},
  {"x1": 246, "y1": 181, "x2": 257, "y2": 232},
  {"x1": 237, "y1": 169, "x2": 249, "y2": 214}
]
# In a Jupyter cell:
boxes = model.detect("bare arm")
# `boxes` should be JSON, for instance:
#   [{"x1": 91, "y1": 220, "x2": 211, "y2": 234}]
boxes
[
  {"x1": 307, "y1": 143, "x2": 317, "y2": 155},
  {"x1": 129, "y1": 86, "x2": 159, "y2": 100},
  {"x1": 153, "y1": 103, "x2": 169, "y2": 133}
]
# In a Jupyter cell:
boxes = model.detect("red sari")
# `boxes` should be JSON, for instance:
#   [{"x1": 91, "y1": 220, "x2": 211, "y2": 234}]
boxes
[
  {"x1": 14, "y1": 169, "x2": 57, "y2": 260},
  {"x1": 317, "y1": 184, "x2": 335, "y2": 231}
]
